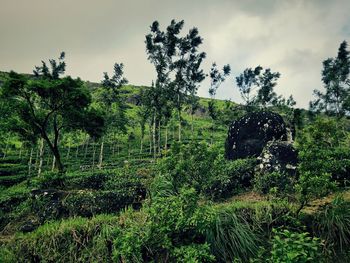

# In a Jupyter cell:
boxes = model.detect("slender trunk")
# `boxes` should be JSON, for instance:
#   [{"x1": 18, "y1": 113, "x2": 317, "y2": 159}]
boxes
[
  {"x1": 84, "y1": 137, "x2": 89, "y2": 159},
  {"x1": 51, "y1": 155, "x2": 56, "y2": 171},
  {"x1": 98, "y1": 139, "x2": 104, "y2": 169},
  {"x1": 75, "y1": 145, "x2": 79, "y2": 158},
  {"x1": 158, "y1": 119, "x2": 161, "y2": 154},
  {"x1": 178, "y1": 109, "x2": 181, "y2": 142},
  {"x1": 211, "y1": 118, "x2": 214, "y2": 145},
  {"x1": 35, "y1": 145, "x2": 39, "y2": 167},
  {"x1": 165, "y1": 125, "x2": 168, "y2": 153},
  {"x1": 28, "y1": 147, "x2": 33, "y2": 178},
  {"x1": 19, "y1": 146, "x2": 23, "y2": 160},
  {"x1": 2, "y1": 141, "x2": 9, "y2": 159},
  {"x1": 37, "y1": 139, "x2": 44, "y2": 177},
  {"x1": 112, "y1": 134, "x2": 116, "y2": 156},
  {"x1": 191, "y1": 105, "x2": 194, "y2": 137},
  {"x1": 117, "y1": 138, "x2": 120, "y2": 156},
  {"x1": 153, "y1": 114, "x2": 156, "y2": 159},
  {"x1": 149, "y1": 124, "x2": 152, "y2": 155},
  {"x1": 92, "y1": 142, "x2": 96, "y2": 169},
  {"x1": 66, "y1": 142, "x2": 71, "y2": 160},
  {"x1": 140, "y1": 136, "x2": 143, "y2": 154}
]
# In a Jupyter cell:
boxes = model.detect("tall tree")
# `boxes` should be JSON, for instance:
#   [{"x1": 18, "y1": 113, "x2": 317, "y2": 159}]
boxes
[
  {"x1": 311, "y1": 41, "x2": 350, "y2": 117},
  {"x1": 97, "y1": 63, "x2": 128, "y2": 167},
  {"x1": 208, "y1": 63, "x2": 231, "y2": 144},
  {"x1": 236, "y1": 66, "x2": 280, "y2": 108},
  {"x1": 2, "y1": 52, "x2": 104, "y2": 173},
  {"x1": 145, "y1": 19, "x2": 206, "y2": 142},
  {"x1": 235, "y1": 66, "x2": 262, "y2": 106},
  {"x1": 255, "y1": 68, "x2": 281, "y2": 108}
]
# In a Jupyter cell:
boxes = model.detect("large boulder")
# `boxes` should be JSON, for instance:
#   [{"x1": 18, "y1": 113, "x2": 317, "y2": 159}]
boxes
[
  {"x1": 225, "y1": 111, "x2": 288, "y2": 160},
  {"x1": 257, "y1": 141, "x2": 298, "y2": 176}
]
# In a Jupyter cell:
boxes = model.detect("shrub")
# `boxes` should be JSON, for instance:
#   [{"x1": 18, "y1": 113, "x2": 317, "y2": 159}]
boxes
[
  {"x1": 3, "y1": 215, "x2": 119, "y2": 262},
  {"x1": 254, "y1": 171, "x2": 295, "y2": 196},
  {"x1": 297, "y1": 117, "x2": 350, "y2": 185},
  {"x1": 268, "y1": 229, "x2": 323, "y2": 263},
  {"x1": 112, "y1": 187, "x2": 217, "y2": 262},
  {"x1": 294, "y1": 171, "x2": 336, "y2": 215},
  {"x1": 157, "y1": 141, "x2": 256, "y2": 200}
]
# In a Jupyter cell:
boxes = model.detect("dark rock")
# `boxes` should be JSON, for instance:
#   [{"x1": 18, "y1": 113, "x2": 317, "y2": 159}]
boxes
[
  {"x1": 225, "y1": 111, "x2": 288, "y2": 160},
  {"x1": 126, "y1": 94, "x2": 141, "y2": 105},
  {"x1": 20, "y1": 219, "x2": 39, "y2": 233},
  {"x1": 257, "y1": 141, "x2": 298, "y2": 175}
]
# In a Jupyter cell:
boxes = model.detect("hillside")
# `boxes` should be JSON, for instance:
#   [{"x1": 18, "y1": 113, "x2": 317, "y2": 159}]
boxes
[{"x1": 0, "y1": 70, "x2": 350, "y2": 263}]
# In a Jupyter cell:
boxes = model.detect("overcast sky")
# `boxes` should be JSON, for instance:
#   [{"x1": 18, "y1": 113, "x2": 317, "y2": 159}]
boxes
[{"x1": 1, "y1": 0, "x2": 349, "y2": 108}]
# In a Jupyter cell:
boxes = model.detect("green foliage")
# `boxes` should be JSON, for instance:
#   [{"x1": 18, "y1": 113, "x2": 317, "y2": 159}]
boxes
[
  {"x1": 313, "y1": 195, "x2": 350, "y2": 253},
  {"x1": 4, "y1": 215, "x2": 118, "y2": 262},
  {"x1": 156, "y1": 142, "x2": 256, "y2": 200},
  {"x1": 113, "y1": 187, "x2": 216, "y2": 262},
  {"x1": 254, "y1": 171, "x2": 295, "y2": 196},
  {"x1": 173, "y1": 243, "x2": 215, "y2": 263},
  {"x1": 2, "y1": 53, "x2": 105, "y2": 172},
  {"x1": 311, "y1": 41, "x2": 350, "y2": 117},
  {"x1": 295, "y1": 171, "x2": 336, "y2": 214},
  {"x1": 268, "y1": 229, "x2": 323, "y2": 263}
]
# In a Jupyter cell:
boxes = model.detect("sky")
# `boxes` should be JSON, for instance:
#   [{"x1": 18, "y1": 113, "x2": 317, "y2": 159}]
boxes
[{"x1": 1, "y1": 0, "x2": 349, "y2": 108}]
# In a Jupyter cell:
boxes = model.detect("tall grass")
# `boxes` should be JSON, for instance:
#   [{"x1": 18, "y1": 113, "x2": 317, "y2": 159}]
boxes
[
  {"x1": 206, "y1": 207, "x2": 260, "y2": 262},
  {"x1": 314, "y1": 194, "x2": 350, "y2": 253}
]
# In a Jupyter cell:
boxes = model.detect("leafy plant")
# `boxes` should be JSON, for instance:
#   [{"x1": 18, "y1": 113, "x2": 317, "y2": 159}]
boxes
[{"x1": 268, "y1": 229, "x2": 323, "y2": 263}]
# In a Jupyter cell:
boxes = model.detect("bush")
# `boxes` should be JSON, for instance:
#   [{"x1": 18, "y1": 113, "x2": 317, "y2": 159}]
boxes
[
  {"x1": 3, "y1": 215, "x2": 118, "y2": 262},
  {"x1": 112, "y1": 187, "x2": 216, "y2": 262},
  {"x1": 254, "y1": 171, "x2": 295, "y2": 196},
  {"x1": 268, "y1": 229, "x2": 323, "y2": 263},
  {"x1": 297, "y1": 117, "x2": 350, "y2": 185},
  {"x1": 157, "y1": 142, "x2": 256, "y2": 200}
]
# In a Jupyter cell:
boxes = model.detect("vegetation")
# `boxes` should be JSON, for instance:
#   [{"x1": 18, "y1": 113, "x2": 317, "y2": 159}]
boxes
[{"x1": 0, "y1": 20, "x2": 350, "y2": 262}]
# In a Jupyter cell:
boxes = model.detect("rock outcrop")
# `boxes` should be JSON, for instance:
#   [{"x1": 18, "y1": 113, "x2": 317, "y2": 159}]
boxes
[{"x1": 225, "y1": 111, "x2": 288, "y2": 160}]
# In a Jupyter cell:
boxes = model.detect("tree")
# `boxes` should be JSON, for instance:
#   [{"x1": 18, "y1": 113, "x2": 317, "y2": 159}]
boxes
[
  {"x1": 255, "y1": 68, "x2": 281, "y2": 108},
  {"x1": 208, "y1": 63, "x2": 230, "y2": 144},
  {"x1": 2, "y1": 52, "x2": 105, "y2": 173},
  {"x1": 145, "y1": 20, "x2": 206, "y2": 142},
  {"x1": 96, "y1": 63, "x2": 128, "y2": 167},
  {"x1": 235, "y1": 66, "x2": 262, "y2": 106},
  {"x1": 311, "y1": 41, "x2": 350, "y2": 117}
]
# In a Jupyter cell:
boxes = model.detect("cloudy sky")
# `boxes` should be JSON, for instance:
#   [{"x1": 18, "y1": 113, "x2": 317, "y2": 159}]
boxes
[{"x1": 1, "y1": 0, "x2": 349, "y2": 108}]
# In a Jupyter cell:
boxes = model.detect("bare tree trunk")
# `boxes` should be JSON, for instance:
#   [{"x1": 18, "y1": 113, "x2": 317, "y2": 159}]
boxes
[
  {"x1": 149, "y1": 125, "x2": 152, "y2": 155},
  {"x1": 51, "y1": 155, "x2": 56, "y2": 172},
  {"x1": 140, "y1": 136, "x2": 143, "y2": 154},
  {"x1": 158, "y1": 119, "x2": 161, "y2": 154},
  {"x1": 191, "y1": 106, "x2": 194, "y2": 137},
  {"x1": 35, "y1": 145, "x2": 39, "y2": 167},
  {"x1": 98, "y1": 138, "x2": 104, "y2": 169},
  {"x1": 28, "y1": 147, "x2": 33, "y2": 178},
  {"x1": 2, "y1": 141, "x2": 9, "y2": 159},
  {"x1": 165, "y1": 125, "x2": 168, "y2": 152},
  {"x1": 84, "y1": 137, "x2": 89, "y2": 159},
  {"x1": 37, "y1": 139, "x2": 44, "y2": 177},
  {"x1": 153, "y1": 114, "x2": 156, "y2": 159},
  {"x1": 92, "y1": 142, "x2": 96, "y2": 170},
  {"x1": 19, "y1": 146, "x2": 22, "y2": 160},
  {"x1": 112, "y1": 134, "x2": 116, "y2": 157},
  {"x1": 66, "y1": 142, "x2": 71, "y2": 160},
  {"x1": 178, "y1": 93, "x2": 182, "y2": 142},
  {"x1": 178, "y1": 109, "x2": 182, "y2": 142}
]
